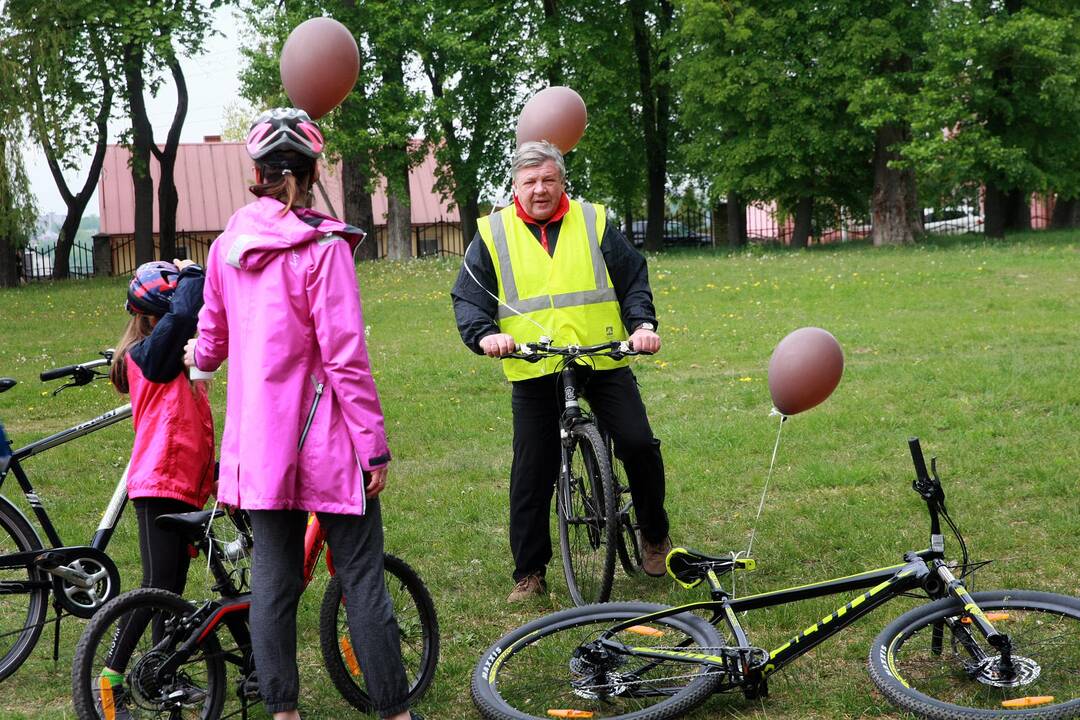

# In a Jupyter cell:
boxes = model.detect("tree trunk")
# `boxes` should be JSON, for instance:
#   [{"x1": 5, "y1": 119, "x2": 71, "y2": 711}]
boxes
[
  {"x1": 985, "y1": 184, "x2": 1030, "y2": 237},
  {"x1": 871, "y1": 122, "x2": 919, "y2": 246},
  {"x1": 386, "y1": 164, "x2": 412, "y2": 260},
  {"x1": 1051, "y1": 196, "x2": 1080, "y2": 228},
  {"x1": 1005, "y1": 190, "x2": 1031, "y2": 231},
  {"x1": 124, "y1": 43, "x2": 156, "y2": 266},
  {"x1": 0, "y1": 234, "x2": 18, "y2": 287},
  {"x1": 791, "y1": 196, "x2": 814, "y2": 248},
  {"x1": 629, "y1": 0, "x2": 673, "y2": 253},
  {"x1": 727, "y1": 192, "x2": 747, "y2": 248},
  {"x1": 342, "y1": 155, "x2": 377, "y2": 261},
  {"x1": 152, "y1": 53, "x2": 188, "y2": 262},
  {"x1": 459, "y1": 191, "x2": 480, "y2": 249}
]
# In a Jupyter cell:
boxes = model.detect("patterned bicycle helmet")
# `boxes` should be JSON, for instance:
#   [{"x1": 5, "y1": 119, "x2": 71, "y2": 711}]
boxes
[
  {"x1": 127, "y1": 261, "x2": 180, "y2": 316},
  {"x1": 245, "y1": 107, "x2": 324, "y2": 161}
]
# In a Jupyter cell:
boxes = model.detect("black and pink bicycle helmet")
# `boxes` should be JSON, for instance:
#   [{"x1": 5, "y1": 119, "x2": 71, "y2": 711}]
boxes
[
  {"x1": 245, "y1": 107, "x2": 324, "y2": 161},
  {"x1": 127, "y1": 261, "x2": 180, "y2": 316}
]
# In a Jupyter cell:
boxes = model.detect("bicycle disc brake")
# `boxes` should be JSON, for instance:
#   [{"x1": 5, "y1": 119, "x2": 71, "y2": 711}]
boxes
[
  {"x1": 39, "y1": 546, "x2": 121, "y2": 618},
  {"x1": 969, "y1": 655, "x2": 1041, "y2": 688}
]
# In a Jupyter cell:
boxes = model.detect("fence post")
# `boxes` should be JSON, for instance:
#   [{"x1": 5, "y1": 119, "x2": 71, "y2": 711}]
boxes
[{"x1": 93, "y1": 233, "x2": 113, "y2": 278}]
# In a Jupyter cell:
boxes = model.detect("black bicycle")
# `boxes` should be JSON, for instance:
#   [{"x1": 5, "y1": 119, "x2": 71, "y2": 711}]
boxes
[
  {"x1": 71, "y1": 507, "x2": 439, "y2": 719},
  {"x1": 505, "y1": 339, "x2": 649, "y2": 606},
  {"x1": 473, "y1": 438, "x2": 1080, "y2": 720},
  {"x1": 0, "y1": 351, "x2": 132, "y2": 681}
]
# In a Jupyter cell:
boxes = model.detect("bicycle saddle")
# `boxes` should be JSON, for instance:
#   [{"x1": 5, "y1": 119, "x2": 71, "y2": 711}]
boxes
[
  {"x1": 0, "y1": 378, "x2": 16, "y2": 393},
  {"x1": 156, "y1": 508, "x2": 224, "y2": 541},
  {"x1": 666, "y1": 547, "x2": 756, "y2": 589}
]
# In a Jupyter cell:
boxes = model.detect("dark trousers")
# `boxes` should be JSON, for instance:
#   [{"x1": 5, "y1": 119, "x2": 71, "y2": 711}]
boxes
[
  {"x1": 106, "y1": 497, "x2": 198, "y2": 671},
  {"x1": 248, "y1": 501, "x2": 410, "y2": 716},
  {"x1": 509, "y1": 366, "x2": 668, "y2": 582}
]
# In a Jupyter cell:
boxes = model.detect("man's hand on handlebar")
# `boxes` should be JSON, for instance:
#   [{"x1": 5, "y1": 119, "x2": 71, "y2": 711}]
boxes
[
  {"x1": 479, "y1": 333, "x2": 517, "y2": 358},
  {"x1": 629, "y1": 327, "x2": 661, "y2": 354}
]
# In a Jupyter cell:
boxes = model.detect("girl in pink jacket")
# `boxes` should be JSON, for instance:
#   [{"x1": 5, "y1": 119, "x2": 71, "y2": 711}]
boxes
[
  {"x1": 98, "y1": 259, "x2": 215, "y2": 712},
  {"x1": 187, "y1": 108, "x2": 416, "y2": 720}
]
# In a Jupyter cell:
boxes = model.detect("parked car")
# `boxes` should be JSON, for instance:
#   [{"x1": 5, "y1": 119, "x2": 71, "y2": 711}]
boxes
[
  {"x1": 628, "y1": 219, "x2": 711, "y2": 247},
  {"x1": 923, "y1": 205, "x2": 983, "y2": 234}
]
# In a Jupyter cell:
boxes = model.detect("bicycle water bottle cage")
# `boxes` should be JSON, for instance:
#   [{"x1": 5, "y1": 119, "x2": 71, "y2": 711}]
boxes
[{"x1": 666, "y1": 547, "x2": 756, "y2": 589}]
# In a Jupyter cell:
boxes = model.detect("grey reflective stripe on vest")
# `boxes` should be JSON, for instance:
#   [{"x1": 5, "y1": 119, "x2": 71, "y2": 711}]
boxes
[{"x1": 492, "y1": 203, "x2": 615, "y2": 320}]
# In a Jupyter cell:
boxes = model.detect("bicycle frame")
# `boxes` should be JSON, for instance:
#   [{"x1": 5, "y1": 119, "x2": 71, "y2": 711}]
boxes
[
  {"x1": 588, "y1": 439, "x2": 1012, "y2": 698},
  {"x1": 0, "y1": 403, "x2": 132, "y2": 551}
]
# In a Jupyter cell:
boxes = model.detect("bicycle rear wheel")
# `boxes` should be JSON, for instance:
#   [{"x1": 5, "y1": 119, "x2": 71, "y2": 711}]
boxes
[
  {"x1": 558, "y1": 423, "x2": 618, "y2": 606},
  {"x1": 318, "y1": 553, "x2": 440, "y2": 712},
  {"x1": 868, "y1": 590, "x2": 1080, "y2": 719},
  {"x1": 0, "y1": 496, "x2": 48, "y2": 682},
  {"x1": 472, "y1": 601, "x2": 724, "y2": 720},
  {"x1": 72, "y1": 588, "x2": 226, "y2": 720}
]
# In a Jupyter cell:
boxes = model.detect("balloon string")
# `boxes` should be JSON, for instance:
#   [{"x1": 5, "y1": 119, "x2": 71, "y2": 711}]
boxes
[
  {"x1": 746, "y1": 409, "x2": 787, "y2": 558},
  {"x1": 461, "y1": 240, "x2": 553, "y2": 338}
]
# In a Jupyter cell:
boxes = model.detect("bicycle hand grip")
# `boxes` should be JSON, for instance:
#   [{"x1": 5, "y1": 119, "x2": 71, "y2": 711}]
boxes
[
  {"x1": 908, "y1": 437, "x2": 930, "y2": 481},
  {"x1": 40, "y1": 365, "x2": 79, "y2": 382}
]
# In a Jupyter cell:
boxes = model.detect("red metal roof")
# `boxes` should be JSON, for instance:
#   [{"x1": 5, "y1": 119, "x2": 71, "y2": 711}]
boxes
[{"x1": 98, "y1": 141, "x2": 459, "y2": 235}]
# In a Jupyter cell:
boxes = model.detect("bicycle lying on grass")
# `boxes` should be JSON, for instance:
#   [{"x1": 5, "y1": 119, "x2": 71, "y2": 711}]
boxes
[
  {"x1": 473, "y1": 438, "x2": 1080, "y2": 720},
  {"x1": 72, "y1": 506, "x2": 439, "y2": 719},
  {"x1": 504, "y1": 339, "x2": 650, "y2": 606},
  {"x1": 0, "y1": 351, "x2": 132, "y2": 681}
]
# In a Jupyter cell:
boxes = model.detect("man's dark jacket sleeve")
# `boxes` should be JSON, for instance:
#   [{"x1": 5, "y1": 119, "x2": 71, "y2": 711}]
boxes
[{"x1": 129, "y1": 265, "x2": 205, "y2": 382}]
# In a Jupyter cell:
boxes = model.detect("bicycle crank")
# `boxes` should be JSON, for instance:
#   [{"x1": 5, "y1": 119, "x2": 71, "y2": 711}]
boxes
[{"x1": 36, "y1": 546, "x2": 120, "y2": 618}]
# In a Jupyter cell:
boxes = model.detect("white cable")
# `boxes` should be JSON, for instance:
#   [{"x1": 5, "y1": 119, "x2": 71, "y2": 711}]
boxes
[
  {"x1": 745, "y1": 410, "x2": 787, "y2": 558},
  {"x1": 462, "y1": 240, "x2": 553, "y2": 338}
]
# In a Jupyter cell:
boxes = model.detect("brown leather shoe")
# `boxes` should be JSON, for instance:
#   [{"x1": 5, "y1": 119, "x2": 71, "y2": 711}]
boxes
[
  {"x1": 507, "y1": 573, "x2": 547, "y2": 602},
  {"x1": 641, "y1": 535, "x2": 673, "y2": 577}
]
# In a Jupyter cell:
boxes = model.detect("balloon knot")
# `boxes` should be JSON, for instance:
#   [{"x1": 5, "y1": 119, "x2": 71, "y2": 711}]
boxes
[{"x1": 769, "y1": 407, "x2": 788, "y2": 420}]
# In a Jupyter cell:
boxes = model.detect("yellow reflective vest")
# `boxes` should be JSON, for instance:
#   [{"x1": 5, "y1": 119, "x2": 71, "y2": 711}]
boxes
[{"x1": 478, "y1": 199, "x2": 629, "y2": 382}]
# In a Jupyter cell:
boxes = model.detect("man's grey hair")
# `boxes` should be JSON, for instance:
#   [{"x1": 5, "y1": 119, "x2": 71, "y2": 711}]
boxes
[{"x1": 511, "y1": 141, "x2": 566, "y2": 184}]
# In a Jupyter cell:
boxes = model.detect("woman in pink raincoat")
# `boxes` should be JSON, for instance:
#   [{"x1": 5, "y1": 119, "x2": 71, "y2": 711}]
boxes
[{"x1": 185, "y1": 108, "x2": 417, "y2": 720}]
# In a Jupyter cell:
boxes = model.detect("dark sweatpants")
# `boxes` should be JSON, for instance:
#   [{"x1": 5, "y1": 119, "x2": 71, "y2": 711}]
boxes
[
  {"x1": 248, "y1": 501, "x2": 410, "y2": 716},
  {"x1": 509, "y1": 366, "x2": 668, "y2": 582},
  {"x1": 106, "y1": 497, "x2": 198, "y2": 671}
]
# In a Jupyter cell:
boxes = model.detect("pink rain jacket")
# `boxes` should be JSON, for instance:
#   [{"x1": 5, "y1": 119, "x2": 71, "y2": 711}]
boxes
[{"x1": 194, "y1": 197, "x2": 390, "y2": 515}]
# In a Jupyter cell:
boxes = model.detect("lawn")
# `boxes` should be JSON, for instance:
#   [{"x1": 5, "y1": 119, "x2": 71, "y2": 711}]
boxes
[{"x1": 0, "y1": 231, "x2": 1077, "y2": 719}]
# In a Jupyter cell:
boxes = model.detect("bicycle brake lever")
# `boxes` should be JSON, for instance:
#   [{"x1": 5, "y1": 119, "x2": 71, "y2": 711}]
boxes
[{"x1": 52, "y1": 381, "x2": 76, "y2": 397}]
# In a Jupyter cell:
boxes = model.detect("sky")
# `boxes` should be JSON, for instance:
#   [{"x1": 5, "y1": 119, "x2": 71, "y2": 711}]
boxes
[{"x1": 25, "y1": 5, "x2": 245, "y2": 217}]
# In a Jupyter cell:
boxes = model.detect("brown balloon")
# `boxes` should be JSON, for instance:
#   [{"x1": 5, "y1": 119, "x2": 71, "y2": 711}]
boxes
[
  {"x1": 515, "y1": 86, "x2": 588, "y2": 154},
  {"x1": 767, "y1": 327, "x2": 844, "y2": 416},
  {"x1": 279, "y1": 17, "x2": 359, "y2": 120}
]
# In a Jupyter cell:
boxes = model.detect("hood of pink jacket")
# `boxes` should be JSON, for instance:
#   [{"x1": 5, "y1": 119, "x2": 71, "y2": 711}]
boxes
[{"x1": 222, "y1": 197, "x2": 367, "y2": 271}]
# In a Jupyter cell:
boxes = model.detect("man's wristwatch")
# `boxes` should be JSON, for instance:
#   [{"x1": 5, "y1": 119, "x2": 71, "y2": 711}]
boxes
[{"x1": 635, "y1": 322, "x2": 655, "y2": 332}]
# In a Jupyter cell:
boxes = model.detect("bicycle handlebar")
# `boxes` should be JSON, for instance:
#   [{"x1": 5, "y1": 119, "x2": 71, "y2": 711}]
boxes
[
  {"x1": 40, "y1": 350, "x2": 115, "y2": 384},
  {"x1": 908, "y1": 437, "x2": 930, "y2": 482},
  {"x1": 505, "y1": 339, "x2": 653, "y2": 363}
]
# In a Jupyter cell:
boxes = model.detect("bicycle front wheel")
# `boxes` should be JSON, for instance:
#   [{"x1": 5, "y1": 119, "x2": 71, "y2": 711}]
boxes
[
  {"x1": 472, "y1": 601, "x2": 724, "y2": 720},
  {"x1": 868, "y1": 590, "x2": 1080, "y2": 719},
  {"x1": 0, "y1": 496, "x2": 48, "y2": 682},
  {"x1": 319, "y1": 553, "x2": 440, "y2": 712},
  {"x1": 72, "y1": 588, "x2": 226, "y2": 720},
  {"x1": 558, "y1": 423, "x2": 618, "y2": 605}
]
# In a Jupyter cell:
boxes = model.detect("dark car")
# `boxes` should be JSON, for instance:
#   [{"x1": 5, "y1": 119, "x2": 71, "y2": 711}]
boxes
[{"x1": 628, "y1": 219, "x2": 711, "y2": 247}]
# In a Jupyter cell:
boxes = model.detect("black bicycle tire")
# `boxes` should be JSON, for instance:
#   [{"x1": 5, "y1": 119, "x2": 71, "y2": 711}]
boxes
[
  {"x1": 558, "y1": 423, "x2": 618, "y2": 605},
  {"x1": 318, "y1": 553, "x2": 440, "y2": 712},
  {"x1": 868, "y1": 589, "x2": 1080, "y2": 719},
  {"x1": 472, "y1": 601, "x2": 724, "y2": 720},
  {"x1": 71, "y1": 587, "x2": 226, "y2": 720},
  {"x1": 0, "y1": 496, "x2": 48, "y2": 682}
]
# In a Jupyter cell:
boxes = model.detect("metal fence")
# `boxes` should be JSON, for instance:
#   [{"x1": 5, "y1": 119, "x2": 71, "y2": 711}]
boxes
[
  {"x1": 370, "y1": 219, "x2": 466, "y2": 259},
  {"x1": 23, "y1": 241, "x2": 95, "y2": 281}
]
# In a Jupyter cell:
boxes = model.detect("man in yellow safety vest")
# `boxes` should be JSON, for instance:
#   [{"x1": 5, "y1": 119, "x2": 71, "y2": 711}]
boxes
[{"x1": 451, "y1": 141, "x2": 672, "y2": 602}]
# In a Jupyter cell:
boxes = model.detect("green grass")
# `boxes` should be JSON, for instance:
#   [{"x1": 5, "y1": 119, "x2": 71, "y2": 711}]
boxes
[{"x1": 0, "y1": 231, "x2": 1078, "y2": 719}]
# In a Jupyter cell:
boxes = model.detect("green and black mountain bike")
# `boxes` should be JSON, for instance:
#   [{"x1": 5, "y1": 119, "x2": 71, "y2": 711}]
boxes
[{"x1": 472, "y1": 438, "x2": 1080, "y2": 720}]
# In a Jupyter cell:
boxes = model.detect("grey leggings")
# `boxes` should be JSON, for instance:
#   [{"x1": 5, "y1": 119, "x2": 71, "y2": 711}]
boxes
[{"x1": 248, "y1": 501, "x2": 410, "y2": 716}]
